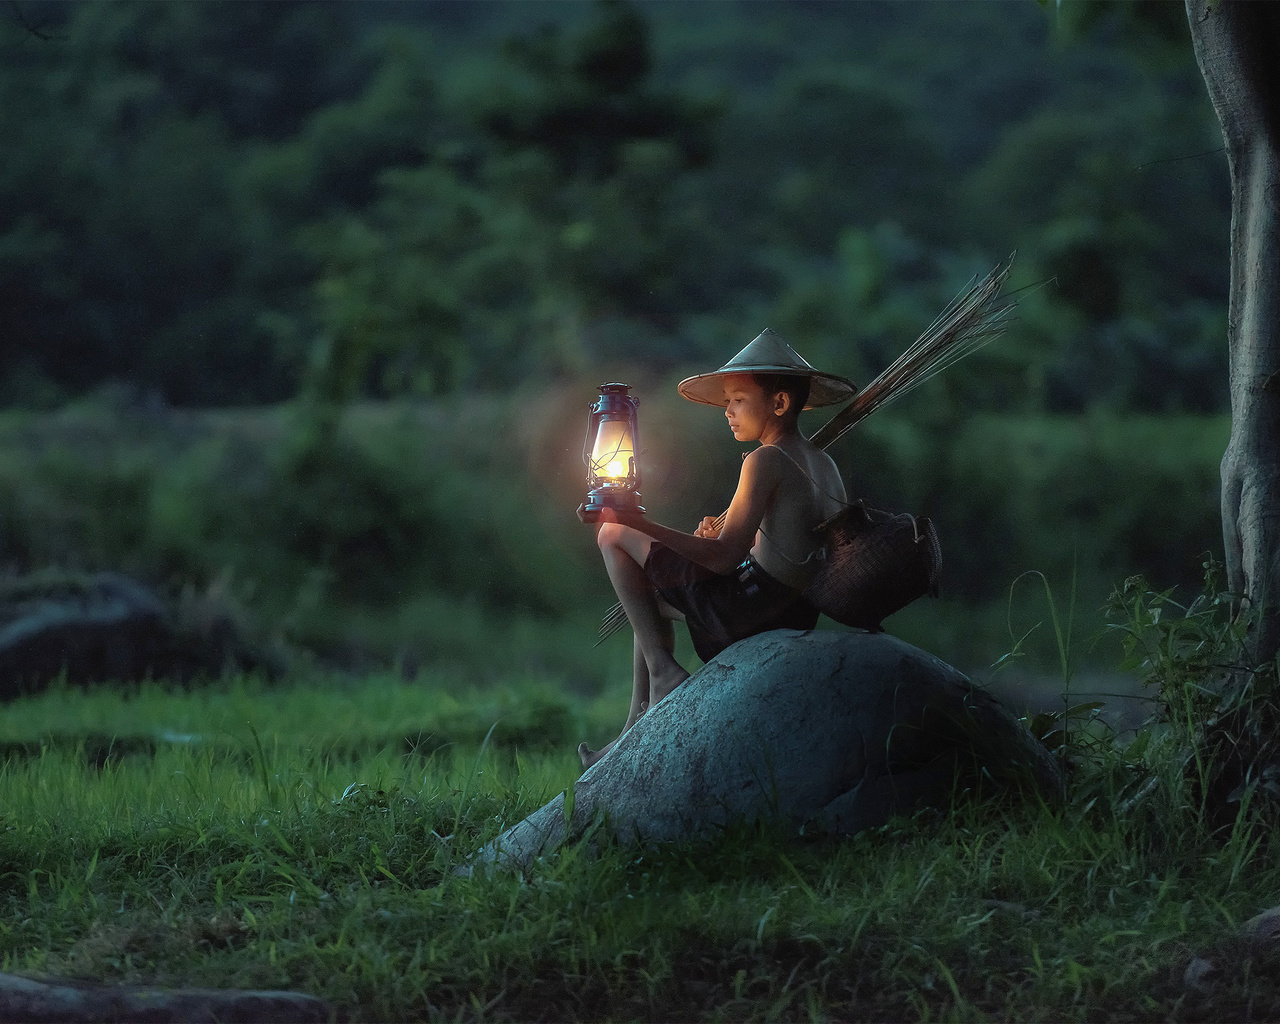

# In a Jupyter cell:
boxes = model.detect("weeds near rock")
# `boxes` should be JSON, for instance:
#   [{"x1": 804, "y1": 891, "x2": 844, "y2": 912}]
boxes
[{"x1": 1103, "y1": 554, "x2": 1280, "y2": 835}]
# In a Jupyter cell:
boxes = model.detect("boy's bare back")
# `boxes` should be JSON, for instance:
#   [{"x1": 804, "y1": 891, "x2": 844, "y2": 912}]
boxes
[{"x1": 749, "y1": 433, "x2": 846, "y2": 590}]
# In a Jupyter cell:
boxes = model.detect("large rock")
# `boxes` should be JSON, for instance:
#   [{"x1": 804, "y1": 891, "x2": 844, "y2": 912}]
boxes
[
  {"x1": 0, "y1": 572, "x2": 282, "y2": 699},
  {"x1": 472, "y1": 630, "x2": 1062, "y2": 872},
  {"x1": 0, "y1": 971, "x2": 328, "y2": 1023}
]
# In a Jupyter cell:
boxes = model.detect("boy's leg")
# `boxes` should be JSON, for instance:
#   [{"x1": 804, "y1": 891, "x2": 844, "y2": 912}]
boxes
[
  {"x1": 579, "y1": 524, "x2": 688, "y2": 770},
  {"x1": 579, "y1": 634, "x2": 656, "y2": 769},
  {"x1": 596, "y1": 523, "x2": 689, "y2": 698},
  {"x1": 645, "y1": 613, "x2": 684, "y2": 706},
  {"x1": 627, "y1": 631, "x2": 653, "y2": 728}
]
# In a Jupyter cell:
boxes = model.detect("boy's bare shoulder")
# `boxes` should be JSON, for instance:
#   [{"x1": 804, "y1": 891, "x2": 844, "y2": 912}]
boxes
[
  {"x1": 741, "y1": 444, "x2": 791, "y2": 476},
  {"x1": 743, "y1": 443, "x2": 782, "y2": 463},
  {"x1": 743, "y1": 446, "x2": 807, "y2": 499}
]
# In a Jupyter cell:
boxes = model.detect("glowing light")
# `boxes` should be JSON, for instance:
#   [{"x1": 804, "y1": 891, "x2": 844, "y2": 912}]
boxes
[
  {"x1": 591, "y1": 420, "x2": 635, "y2": 483},
  {"x1": 582, "y1": 383, "x2": 644, "y2": 518}
]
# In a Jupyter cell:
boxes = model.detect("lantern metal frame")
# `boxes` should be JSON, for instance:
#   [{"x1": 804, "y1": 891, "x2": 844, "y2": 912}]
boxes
[{"x1": 581, "y1": 382, "x2": 644, "y2": 521}]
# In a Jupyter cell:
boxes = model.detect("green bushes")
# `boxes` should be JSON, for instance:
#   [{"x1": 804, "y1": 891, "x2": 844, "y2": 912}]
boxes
[
  {"x1": 994, "y1": 554, "x2": 1280, "y2": 900},
  {"x1": 1095, "y1": 560, "x2": 1280, "y2": 835},
  {"x1": 0, "y1": 1, "x2": 1230, "y2": 418},
  {"x1": 922, "y1": 411, "x2": 1227, "y2": 601},
  {"x1": 0, "y1": 396, "x2": 1230, "y2": 671}
]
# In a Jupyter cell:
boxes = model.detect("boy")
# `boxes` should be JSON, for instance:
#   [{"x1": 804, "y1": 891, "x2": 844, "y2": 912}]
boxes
[{"x1": 579, "y1": 329, "x2": 856, "y2": 768}]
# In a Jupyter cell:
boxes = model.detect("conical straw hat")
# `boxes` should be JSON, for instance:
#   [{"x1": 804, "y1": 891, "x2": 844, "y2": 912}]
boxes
[{"x1": 677, "y1": 329, "x2": 857, "y2": 410}]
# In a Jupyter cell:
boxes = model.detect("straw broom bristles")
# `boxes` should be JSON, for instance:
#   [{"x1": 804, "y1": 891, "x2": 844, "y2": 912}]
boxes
[
  {"x1": 595, "y1": 254, "x2": 1018, "y2": 647},
  {"x1": 597, "y1": 599, "x2": 630, "y2": 645},
  {"x1": 807, "y1": 253, "x2": 1017, "y2": 450}
]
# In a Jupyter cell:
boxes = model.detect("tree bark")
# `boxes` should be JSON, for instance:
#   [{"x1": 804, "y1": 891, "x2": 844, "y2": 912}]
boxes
[{"x1": 1186, "y1": 0, "x2": 1280, "y2": 666}]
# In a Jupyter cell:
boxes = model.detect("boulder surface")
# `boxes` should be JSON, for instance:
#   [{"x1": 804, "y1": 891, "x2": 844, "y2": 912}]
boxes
[
  {"x1": 0, "y1": 970, "x2": 328, "y2": 1023},
  {"x1": 0, "y1": 571, "x2": 281, "y2": 699},
  {"x1": 473, "y1": 629, "x2": 1062, "y2": 872}
]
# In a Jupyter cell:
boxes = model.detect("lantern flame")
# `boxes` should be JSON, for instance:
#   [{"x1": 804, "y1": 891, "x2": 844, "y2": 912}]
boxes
[{"x1": 591, "y1": 420, "x2": 635, "y2": 483}]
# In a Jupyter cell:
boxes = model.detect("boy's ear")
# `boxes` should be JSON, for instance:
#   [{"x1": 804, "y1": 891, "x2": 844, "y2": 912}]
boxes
[{"x1": 773, "y1": 391, "x2": 792, "y2": 417}]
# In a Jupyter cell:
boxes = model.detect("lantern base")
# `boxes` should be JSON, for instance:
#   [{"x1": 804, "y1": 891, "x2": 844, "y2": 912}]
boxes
[{"x1": 581, "y1": 487, "x2": 645, "y2": 523}]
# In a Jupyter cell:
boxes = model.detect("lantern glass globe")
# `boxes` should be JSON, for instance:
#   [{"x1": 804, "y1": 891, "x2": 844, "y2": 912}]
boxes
[{"x1": 591, "y1": 420, "x2": 635, "y2": 482}]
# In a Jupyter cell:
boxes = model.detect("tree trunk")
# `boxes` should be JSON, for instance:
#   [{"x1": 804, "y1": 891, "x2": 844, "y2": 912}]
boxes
[{"x1": 1186, "y1": 0, "x2": 1280, "y2": 666}]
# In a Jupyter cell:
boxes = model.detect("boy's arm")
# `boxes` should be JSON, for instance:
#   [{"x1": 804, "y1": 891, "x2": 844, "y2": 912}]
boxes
[{"x1": 591, "y1": 447, "x2": 782, "y2": 574}]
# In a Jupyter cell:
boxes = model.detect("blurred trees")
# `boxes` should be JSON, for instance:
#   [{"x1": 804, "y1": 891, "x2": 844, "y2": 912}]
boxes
[
  {"x1": 0, "y1": 0, "x2": 1229, "y2": 414},
  {"x1": 0, "y1": 0, "x2": 369, "y2": 406},
  {"x1": 306, "y1": 0, "x2": 721, "y2": 406}
]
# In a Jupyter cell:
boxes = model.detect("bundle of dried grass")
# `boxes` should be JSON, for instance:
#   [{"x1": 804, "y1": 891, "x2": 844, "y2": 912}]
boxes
[{"x1": 808, "y1": 253, "x2": 1017, "y2": 450}]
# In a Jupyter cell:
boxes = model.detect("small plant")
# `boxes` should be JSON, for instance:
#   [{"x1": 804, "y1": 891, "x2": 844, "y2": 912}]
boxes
[
  {"x1": 997, "y1": 567, "x2": 1132, "y2": 819},
  {"x1": 999, "y1": 566, "x2": 1109, "y2": 768},
  {"x1": 1104, "y1": 554, "x2": 1280, "y2": 832}
]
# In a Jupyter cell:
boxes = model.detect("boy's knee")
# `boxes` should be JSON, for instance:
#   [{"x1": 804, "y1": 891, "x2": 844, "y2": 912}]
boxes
[{"x1": 597, "y1": 521, "x2": 624, "y2": 551}]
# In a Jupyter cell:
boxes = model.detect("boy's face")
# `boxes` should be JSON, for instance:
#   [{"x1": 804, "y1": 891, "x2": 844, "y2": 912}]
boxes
[{"x1": 722, "y1": 375, "x2": 776, "y2": 442}]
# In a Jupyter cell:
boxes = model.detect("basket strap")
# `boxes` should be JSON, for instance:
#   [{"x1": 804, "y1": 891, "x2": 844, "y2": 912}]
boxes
[
  {"x1": 763, "y1": 444, "x2": 902, "y2": 532},
  {"x1": 761, "y1": 444, "x2": 852, "y2": 514}
]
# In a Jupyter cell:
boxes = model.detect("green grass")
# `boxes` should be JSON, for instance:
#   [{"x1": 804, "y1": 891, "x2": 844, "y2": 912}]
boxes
[
  {"x1": 0, "y1": 671, "x2": 627, "y2": 761},
  {"x1": 3, "y1": 671, "x2": 1280, "y2": 1021}
]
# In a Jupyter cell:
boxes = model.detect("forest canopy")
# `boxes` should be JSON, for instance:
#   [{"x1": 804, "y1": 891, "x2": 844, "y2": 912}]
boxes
[{"x1": 0, "y1": 0, "x2": 1230, "y2": 413}]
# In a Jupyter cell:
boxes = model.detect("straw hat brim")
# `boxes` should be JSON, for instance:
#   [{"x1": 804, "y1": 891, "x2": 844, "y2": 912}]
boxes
[{"x1": 677, "y1": 366, "x2": 857, "y2": 410}]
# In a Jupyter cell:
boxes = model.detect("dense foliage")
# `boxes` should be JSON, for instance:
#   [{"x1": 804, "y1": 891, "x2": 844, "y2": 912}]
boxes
[
  {"x1": 0, "y1": 396, "x2": 1229, "y2": 673},
  {"x1": 1, "y1": 0, "x2": 1229, "y2": 412}
]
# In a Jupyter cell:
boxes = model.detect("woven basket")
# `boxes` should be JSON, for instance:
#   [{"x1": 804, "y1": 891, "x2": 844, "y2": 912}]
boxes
[{"x1": 802, "y1": 502, "x2": 941, "y2": 630}]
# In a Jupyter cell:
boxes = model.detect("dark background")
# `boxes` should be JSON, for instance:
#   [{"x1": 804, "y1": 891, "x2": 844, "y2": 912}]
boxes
[
  {"x1": 0, "y1": 0, "x2": 1232, "y2": 676},
  {"x1": 0, "y1": 0, "x2": 1229, "y2": 410}
]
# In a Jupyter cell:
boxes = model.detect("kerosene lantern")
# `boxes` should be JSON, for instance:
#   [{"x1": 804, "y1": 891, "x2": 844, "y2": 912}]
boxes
[{"x1": 581, "y1": 383, "x2": 644, "y2": 521}]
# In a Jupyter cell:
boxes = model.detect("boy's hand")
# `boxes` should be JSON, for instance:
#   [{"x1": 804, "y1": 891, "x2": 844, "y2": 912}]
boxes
[
  {"x1": 577, "y1": 504, "x2": 645, "y2": 527},
  {"x1": 694, "y1": 516, "x2": 721, "y2": 539}
]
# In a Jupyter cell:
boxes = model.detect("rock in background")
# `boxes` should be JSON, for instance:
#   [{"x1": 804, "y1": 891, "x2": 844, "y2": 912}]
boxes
[
  {"x1": 0, "y1": 970, "x2": 328, "y2": 1023},
  {"x1": 473, "y1": 630, "x2": 1063, "y2": 872},
  {"x1": 0, "y1": 572, "x2": 285, "y2": 700}
]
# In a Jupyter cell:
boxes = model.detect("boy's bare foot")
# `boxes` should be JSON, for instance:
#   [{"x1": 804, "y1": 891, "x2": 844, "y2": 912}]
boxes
[
  {"x1": 578, "y1": 741, "x2": 612, "y2": 770},
  {"x1": 648, "y1": 666, "x2": 690, "y2": 706}
]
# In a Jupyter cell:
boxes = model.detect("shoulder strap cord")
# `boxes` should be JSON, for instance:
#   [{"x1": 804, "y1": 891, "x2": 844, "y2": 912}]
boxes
[
  {"x1": 760, "y1": 443, "x2": 855, "y2": 515},
  {"x1": 748, "y1": 444, "x2": 851, "y2": 569},
  {"x1": 754, "y1": 444, "x2": 927, "y2": 555}
]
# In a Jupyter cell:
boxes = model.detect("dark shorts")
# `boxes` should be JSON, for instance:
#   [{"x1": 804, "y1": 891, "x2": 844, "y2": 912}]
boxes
[{"x1": 644, "y1": 543, "x2": 819, "y2": 663}]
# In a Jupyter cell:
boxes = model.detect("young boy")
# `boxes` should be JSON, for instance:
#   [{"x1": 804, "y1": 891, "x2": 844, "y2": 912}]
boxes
[{"x1": 578, "y1": 329, "x2": 856, "y2": 768}]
